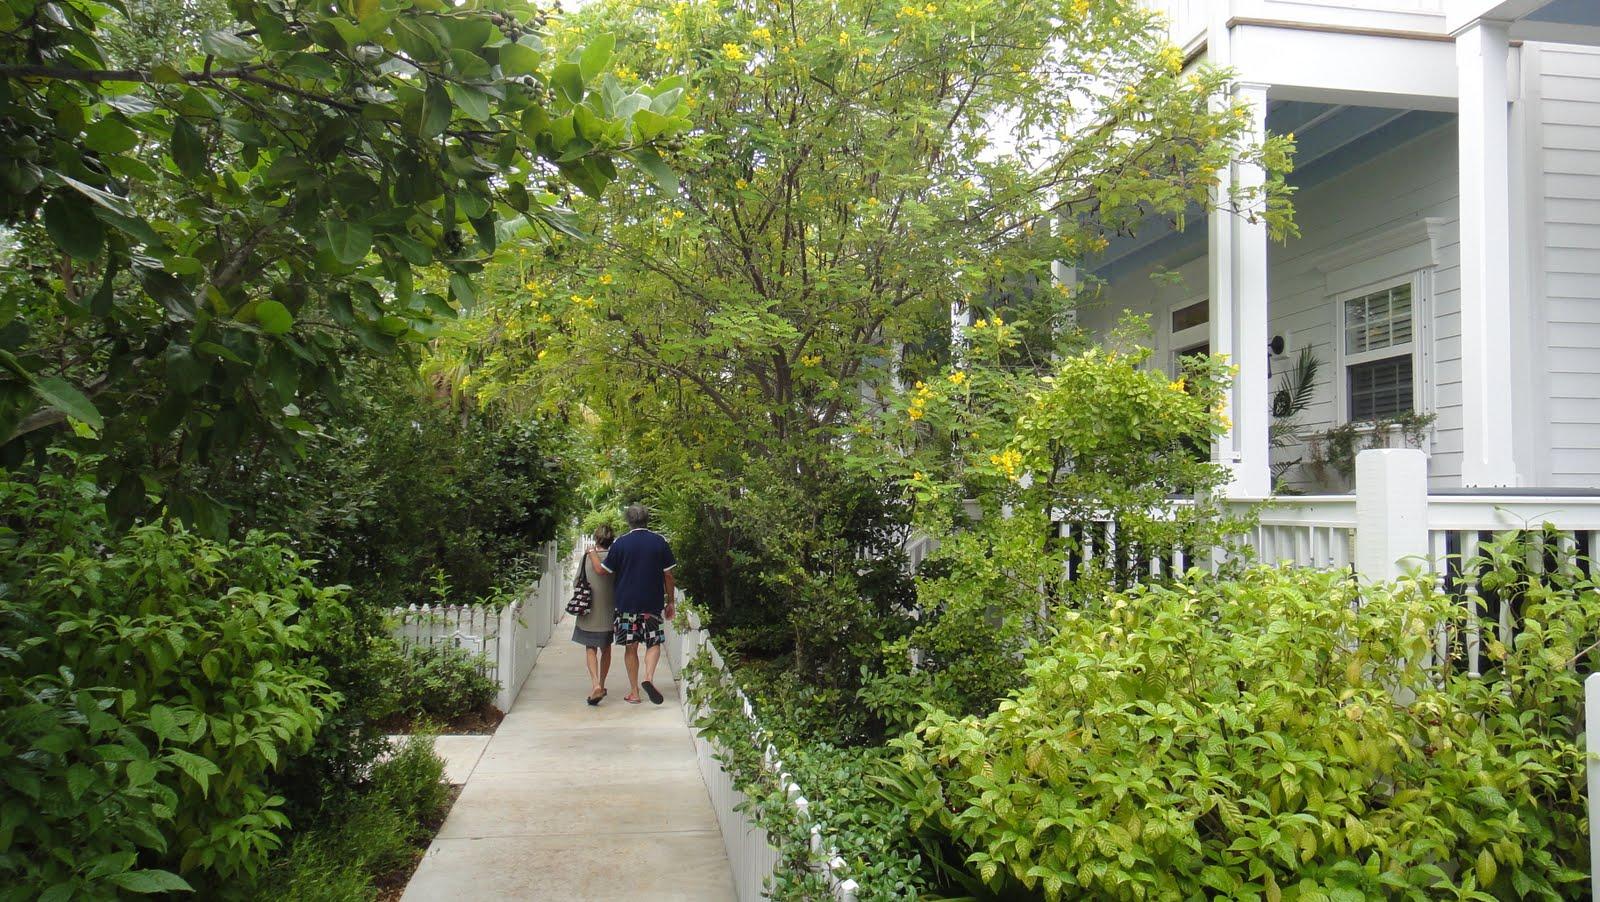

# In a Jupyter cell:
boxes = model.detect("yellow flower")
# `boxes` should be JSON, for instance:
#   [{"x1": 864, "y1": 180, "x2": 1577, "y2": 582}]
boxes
[
  {"x1": 1159, "y1": 45, "x2": 1183, "y2": 74},
  {"x1": 1169, "y1": 376, "x2": 1187, "y2": 392},
  {"x1": 866, "y1": 197, "x2": 878, "y2": 206},
  {"x1": 539, "y1": 313, "x2": 553, "y2": 323},
  {"x1": 672, "y1": 209, "x2": 685, "y2": 219},
  {"x1": 947, "y1": 370, "x2": 966, "y2": 385},
  {"x1": 987, "y1": 448, "x2": 1023, "y2": 480},
  {"x1": 614, "y1": 65, "x2": 637, "y2": 80},
  {"x1": 1070, "y1": 0, "x2": 1088, "y2": 17},
  {"x1": 838, "y1": 31, "x2": 850, "y2": 46},
  {"x1": 908, "y1": 407, "x2": 924, "y2": 421},
  {"x1": 598, "y1": 273, "x2": 614, "y2": 285},
  {"x1": 735, "y1": 178, "x2": 748, "y2": 189},
  {"x1": 537, "y1": 349, "x2": 548, "y2": 360},
  {"x1": 800, "y1": 354, "x2": 822, "y2": 367},
  {"x1": 971, "y1": 318, "x2": 987, "y2": 330},
  {"x1": 751, "y1": 26, "x2": 772, "y2": 42},
  {"x1": 722, "y1": 42, "x2": 746, "y2": 62},
  {"x1": 912, "y1": 471, "x2": 925, "y2": 481}
]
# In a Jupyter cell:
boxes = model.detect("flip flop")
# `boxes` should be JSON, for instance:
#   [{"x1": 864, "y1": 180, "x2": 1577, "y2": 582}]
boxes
[
  {"x1": 623, "y1": 693, "x2": 643, "y2": 705},
  {"x1": 641, "y1": 681, "x2": 664, "y2": 705}
]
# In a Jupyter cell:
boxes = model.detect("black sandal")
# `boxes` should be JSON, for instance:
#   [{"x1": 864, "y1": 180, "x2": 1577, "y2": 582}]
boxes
[
  {"x1": 587, "y1": 688, "x2": 605, "y2": 706},
  {"x1": 641, "y1": 681, "x2": 664, "y2": 705}
]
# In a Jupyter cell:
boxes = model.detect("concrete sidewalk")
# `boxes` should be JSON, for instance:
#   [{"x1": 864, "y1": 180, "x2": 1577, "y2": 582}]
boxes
[{"x1": 400, "y1": 618, "x2": 737, "y2": 901}]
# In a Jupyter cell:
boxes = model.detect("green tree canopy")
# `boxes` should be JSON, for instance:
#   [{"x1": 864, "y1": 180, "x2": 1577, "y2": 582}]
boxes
[
  {"x1": 0, "y1": 0, "x2": 688, "y2": 528},
  {"x1": 431, "y1": 0, "x2": 1293, "y2": 669}
]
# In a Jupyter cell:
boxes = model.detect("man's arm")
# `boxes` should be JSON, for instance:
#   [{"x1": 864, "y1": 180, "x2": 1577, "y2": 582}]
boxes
[{"x1": 664, "y1": 568, "x2": 676, "y2": 619}]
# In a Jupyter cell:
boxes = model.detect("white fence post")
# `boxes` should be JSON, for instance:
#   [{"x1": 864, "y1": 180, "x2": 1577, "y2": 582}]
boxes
[
  {"x1": 495, "y1": 601, "x2": 516, "y2": 712},
  {"x1": 1588, "y1": 671, "x2": 1600, "y2": 902},
  {"x1": 1354, "y1": 448, "x2": 1429, "y2": 582}
]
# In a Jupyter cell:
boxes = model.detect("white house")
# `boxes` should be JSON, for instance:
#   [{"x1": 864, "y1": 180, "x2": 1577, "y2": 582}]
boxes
[{"x1": 1075, "y1": 0, "x2": 1600, "y2": 500}]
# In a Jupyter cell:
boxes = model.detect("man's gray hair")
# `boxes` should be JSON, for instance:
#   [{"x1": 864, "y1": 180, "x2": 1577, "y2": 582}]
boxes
[{"x1": 624, "y1": 503, "x2": 651, "y2": 528}]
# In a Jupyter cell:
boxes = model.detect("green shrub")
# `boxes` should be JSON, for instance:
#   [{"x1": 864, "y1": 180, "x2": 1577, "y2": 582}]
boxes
[
  {"x1": 886, "y1": 560, "x2": 1594, "y2": 900},
  {"x1": 0, "y1": 464, "x2": 342, "y2": 898},
  {"x1": 260, "y1": 736, "x2": 450, "y2": 902},
  {"x1": 392, "y1": 645, "x2": 498, "y2": 723},
  {"x1": 685, "y1": 654, "x2": 932, "y2": 901}
]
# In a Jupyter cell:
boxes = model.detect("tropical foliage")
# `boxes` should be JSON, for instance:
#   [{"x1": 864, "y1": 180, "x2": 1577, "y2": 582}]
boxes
[
  {"x1": 0, "y1": 0, "x2": 685, "y2": 530},
  {"x1": 430, "y1": 0, "x2": 1294, "y2": 710},
  {"x1": 885, "y1": 553, "x2": 1593, "y2": 899},
  {"x1": 0, "y1": 462, "x2": 340, "y2": 897}
]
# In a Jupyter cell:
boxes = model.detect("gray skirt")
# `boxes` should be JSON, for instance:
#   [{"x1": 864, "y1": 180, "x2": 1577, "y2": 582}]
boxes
[{"x1": 572, "y1": 625, "x2": 612, "y2": 648}]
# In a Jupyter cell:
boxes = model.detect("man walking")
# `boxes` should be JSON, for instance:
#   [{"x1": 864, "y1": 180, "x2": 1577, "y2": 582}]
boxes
[{"x1": 598, "y1": 503, "x2": 677, "y2": 704}]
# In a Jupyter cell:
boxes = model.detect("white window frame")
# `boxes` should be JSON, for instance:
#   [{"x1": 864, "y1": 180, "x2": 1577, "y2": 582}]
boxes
[{"x1": 1333, "y1": 271, "x2": 1433, "y2": 427}]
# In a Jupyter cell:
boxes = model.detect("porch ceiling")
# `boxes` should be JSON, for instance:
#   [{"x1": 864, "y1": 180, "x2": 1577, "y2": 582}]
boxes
[
  {"x1": 1088, "y1": 103, "x2": 1453, "y2": 282},
  {"x1": 1452, "y1": 0, "x2": 1600, "y2": 46}
]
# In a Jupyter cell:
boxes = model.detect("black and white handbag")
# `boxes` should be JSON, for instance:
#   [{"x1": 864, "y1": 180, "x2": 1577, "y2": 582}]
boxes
[{"x1": 565, "y1": 557, "x2": 594, "y2": 616}]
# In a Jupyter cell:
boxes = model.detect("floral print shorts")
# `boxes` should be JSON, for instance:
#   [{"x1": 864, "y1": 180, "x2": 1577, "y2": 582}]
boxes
[{"x1": 613, "y1": 611, "x2": 665, "y2": 647}]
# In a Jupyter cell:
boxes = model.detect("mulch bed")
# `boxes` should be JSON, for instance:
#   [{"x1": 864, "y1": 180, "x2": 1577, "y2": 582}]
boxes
[
  {"x1": 376, "y1": 703, "x2": 505, "y2": 736},
  {"x1": 372, "y1": 783, "x2": 464, "y2": 902}
]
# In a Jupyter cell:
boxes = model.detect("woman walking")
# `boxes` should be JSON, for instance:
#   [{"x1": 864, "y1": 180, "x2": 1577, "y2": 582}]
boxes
[{"x1": 573, "y1": 525, "x2": 617, "y2": 705}]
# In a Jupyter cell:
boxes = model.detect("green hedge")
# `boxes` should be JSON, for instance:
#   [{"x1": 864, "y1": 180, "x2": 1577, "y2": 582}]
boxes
[
  {"x1": 887, "y1": 556, "x2": 1593, "y2": 900},
  {"x1": 0, "y1": 463, "x2": 344, "y2": 898}
]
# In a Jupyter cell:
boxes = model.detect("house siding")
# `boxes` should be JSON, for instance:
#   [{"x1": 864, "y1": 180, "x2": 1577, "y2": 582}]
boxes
[
  {"x1": 1534, "y1": 43, "x2": 1600, "y2": 488},
  {"x1": 1078, "y1": 123, "x2": 1463, "y2": 491}
]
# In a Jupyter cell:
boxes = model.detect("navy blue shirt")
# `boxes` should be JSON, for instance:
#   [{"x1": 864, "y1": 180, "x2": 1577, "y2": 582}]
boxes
[{"x1": 600, "y1": 529, "x2": 677, "y2": 616}]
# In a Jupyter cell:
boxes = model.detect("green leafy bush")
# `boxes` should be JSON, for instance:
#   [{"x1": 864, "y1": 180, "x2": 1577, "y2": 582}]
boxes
[
  {"x1": 0, "y1": 464, "x2": 341, "y2": 898},
  {"x1": 257, "y1": 736, "x2": 450, "y2": 902},
  {"x1": 201, "y1": 367, "x2": 577, "y2": 608},
  {"x1": 392, "y1": 645, "x2": 498, "y2": 724},
  {"x1": 685, "y1": 652, "x2": 931, "y2": 902},
  {"x1": 886, "y1": 560, "x2": 1594, "y2": 900}
]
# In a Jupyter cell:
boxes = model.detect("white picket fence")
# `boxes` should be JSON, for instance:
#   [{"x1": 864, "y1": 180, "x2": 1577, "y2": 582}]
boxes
[
  {"x1": 665, "y1": 605, "x2": 859, "y2": 902},
  {"x1": 389, "y1": 540, "x2": 575, "y2": 712}
]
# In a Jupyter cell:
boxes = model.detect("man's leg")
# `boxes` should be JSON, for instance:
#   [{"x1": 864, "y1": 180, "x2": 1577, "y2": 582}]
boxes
[
  {"x1": 623, "y1": 643, "x2": 641, "y2": 700},
  {"x1": 643, "y1": 643, "x2": 662, "y2": 684}
]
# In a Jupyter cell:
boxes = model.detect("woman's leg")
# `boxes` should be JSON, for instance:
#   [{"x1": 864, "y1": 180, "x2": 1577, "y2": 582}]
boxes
[
  {"x1": 585, "y1": 646, "x2": 603, "y2": 694},
  {"x1": 599, "y1": 644, "x2": 613, "y2": 689}
]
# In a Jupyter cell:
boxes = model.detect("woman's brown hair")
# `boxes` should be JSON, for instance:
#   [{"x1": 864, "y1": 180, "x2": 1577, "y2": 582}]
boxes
[{"x1": 592, "y1": 524, "x2": 616, "y2": 548}]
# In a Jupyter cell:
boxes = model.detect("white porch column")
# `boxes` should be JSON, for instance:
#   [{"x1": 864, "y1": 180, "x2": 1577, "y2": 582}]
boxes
[
  {"x1": 1455, "y1": 20, "x2": 1520, "y2": 487},
  {"x1": 1211, "y1": 82, "x2": 1273, "y2": 499}
]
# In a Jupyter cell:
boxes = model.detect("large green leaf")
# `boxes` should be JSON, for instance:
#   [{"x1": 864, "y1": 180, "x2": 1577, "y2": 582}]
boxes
[
  {"x1": 450, "y1": 85, "x2": 492, "y2": 122},
  {"x1": 170, "y1": 118, "x2": 206, "y2": 179},
  {"x1": 628, "y1": 148, "x2": 679, "y2": 194},
  {"x1": 326, "y1": 220, "x2": 373, "y2": 265},
  {"x1": 31, "y1": 376, "x2": 103, "y2": 431},
  {"x1": 199, "y1": 29, "x2": 255, "y2": 62},
  {"x1": 417, "y1": 81, "x2": 452, "y2": 138},
  {"x1": 552, "y1": 63, "x2": 584, "y2": 105},
  {"x1": 579, "y1": 33, "x2": 615, "y2": 82},
  {"x1": 43, "y1": 192, "x2": 104, "y2": 260},
  {"x1": 254, "y1": 300, "x2": 294, "y2": 334},
  {"x1": 500, "y1": 41, "x2": 540, "y2": 77},
  {"x1": 105, "y1": 870, "x2": 193, "y2": 895}
]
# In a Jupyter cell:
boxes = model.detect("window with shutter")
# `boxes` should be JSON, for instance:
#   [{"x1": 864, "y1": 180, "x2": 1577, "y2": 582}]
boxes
[{"x1": 1339, "y1": 281, "x2": 1418, "y2": 422}]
